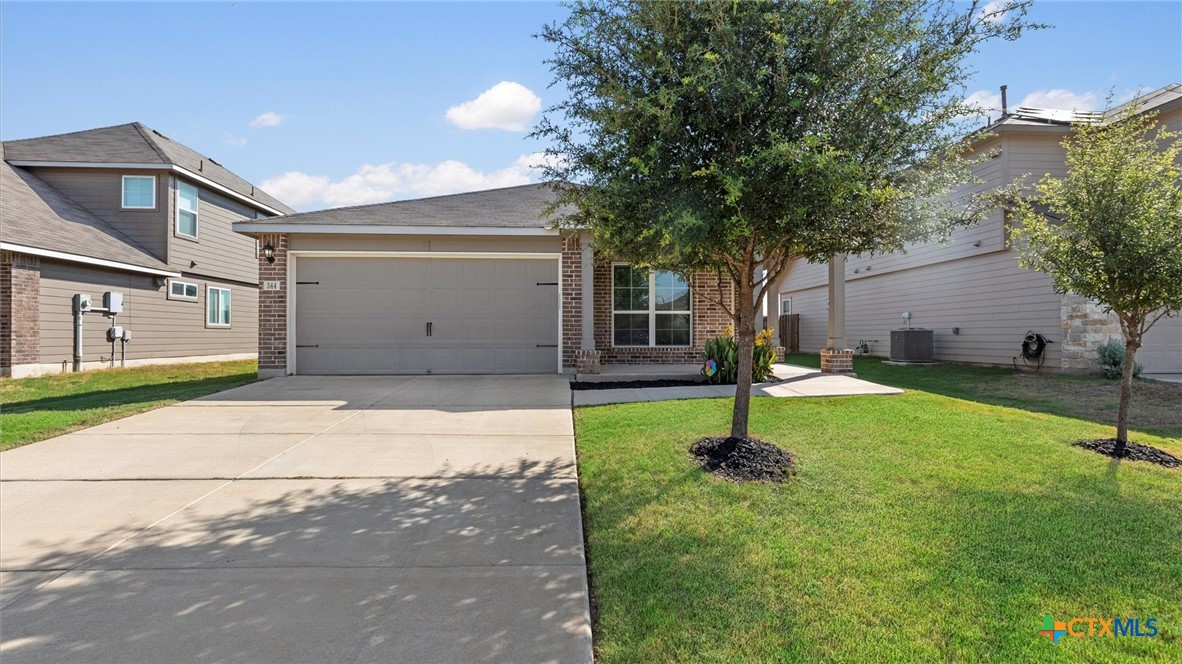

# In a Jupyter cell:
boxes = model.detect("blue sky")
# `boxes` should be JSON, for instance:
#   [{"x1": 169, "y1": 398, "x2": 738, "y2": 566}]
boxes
[{"x1": 3, "y1": 1, "x2": 1179, "y2": 211}]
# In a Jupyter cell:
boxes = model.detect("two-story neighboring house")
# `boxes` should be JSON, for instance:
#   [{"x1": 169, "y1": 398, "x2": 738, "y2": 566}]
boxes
[
  {"x1": 773, "y1": 84, "x2": 1182, "y2": 375},
  {"x1": 0, "y1": 123, "x2": 294, "y2": 377}
]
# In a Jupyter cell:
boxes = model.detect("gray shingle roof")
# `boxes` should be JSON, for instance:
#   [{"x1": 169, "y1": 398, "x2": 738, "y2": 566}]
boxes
[
  {"x1": 3, "y1": 123, "x2": 295, "y2": 214},
  {"x1": 0, "y1": 149, "x2": 173, "y2": 273},
  {"x1": 236, "y1": 183, "x2": 566, "y2": 228}
]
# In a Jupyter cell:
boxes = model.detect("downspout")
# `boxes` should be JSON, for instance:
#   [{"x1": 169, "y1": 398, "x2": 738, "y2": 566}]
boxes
[{"x1": 72, "y1": 294, "x2": 84, "y2": 372}]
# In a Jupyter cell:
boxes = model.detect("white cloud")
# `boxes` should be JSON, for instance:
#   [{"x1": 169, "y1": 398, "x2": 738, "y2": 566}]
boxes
[
  {"x1": 1018, "y1": 89, "x2": 1100, "y2": 111},
  {"x1": 224, "y1": 135, "x2": 247, "y2": 147},
  {"x1": 445, "y1": 81, "x2": 542, "y2": 131},
  {"x1": 250, "y1": 112, "x2": 285, "y2": 128},
  {"x1": 978, "y1": 0, "x2": 1009, "y2": 24},
  {"x1": 260, "y1": 152, "x2": 555, "y2": 211},
  {"x1": 964, "y1": 89, "x2": 1002, "y2": 113}
]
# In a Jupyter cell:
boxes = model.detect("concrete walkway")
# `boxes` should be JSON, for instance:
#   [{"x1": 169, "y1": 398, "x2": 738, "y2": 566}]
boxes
[
  {"x1": 573, "y1": 363, "x2": 902, "y2": 406},
  {"x1": 0, "y1": 375, "x2": 592, "y2": 664}
]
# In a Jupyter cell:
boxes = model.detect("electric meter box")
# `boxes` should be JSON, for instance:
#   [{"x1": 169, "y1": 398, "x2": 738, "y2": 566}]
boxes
[
  {"x1": 121, "y1": 329, "x2": 133, "y2": 342},
  {"x1": 107, "y1": 326, "x2": 124, "y2": 342},
  {"x1": 74, "y1": 293, "x2": 92, "y2": 312},
  {"x1": 103, "y1": 291, "x2": 124, "y2": 314}
]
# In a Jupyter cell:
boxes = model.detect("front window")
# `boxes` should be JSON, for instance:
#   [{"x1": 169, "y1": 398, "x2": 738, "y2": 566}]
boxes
[
  {"x1": 121, "y1": 175, "x2": 156, "y2": 209},
  {"x1": 207, "y1": 287, "x2": 231, "y2": 327},
  {"x1": 780, "y1": 298, "x2": 792, "y2": 315},
  {"x1": 177, "y1": 181, "x2": 199, "y2": 238},
  {"x1": 612, "y1": 265, "x2": 691, "y2": 346}
]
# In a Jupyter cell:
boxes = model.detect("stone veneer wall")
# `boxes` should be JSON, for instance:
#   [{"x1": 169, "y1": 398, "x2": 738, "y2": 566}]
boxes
[
  {"x1": 1060, "y1": 293, "x2": 1122, "y2": 371},
  {"x1": 592, "y1": 259, "x2": 734, "y2": 365},
  {"x1": 1, "y1": 251, "x2": 41, "y2": 374},
  {"x1": 257, "y1": 233, "x2": 288, "y2": 376}
]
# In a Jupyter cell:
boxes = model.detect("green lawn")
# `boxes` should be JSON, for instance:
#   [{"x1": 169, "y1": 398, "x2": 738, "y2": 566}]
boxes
[
  {"x1": 783, "y1": 353, "x2": 1182, "y2": 439},
  {"x1": 575, "y1": 365, "x2": 1181, "y2": 662},
  {"x1": 0, "y1": 360, "x2": 257, "y2": 450}
]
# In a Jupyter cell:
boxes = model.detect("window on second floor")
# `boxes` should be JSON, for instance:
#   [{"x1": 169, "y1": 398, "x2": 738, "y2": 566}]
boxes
[
  {"x1": 121, "y1": 175, "x2": 156, "y2": 209},
  {"x1": 177, "y1": 181, "x2": 199, "y2": 238}
]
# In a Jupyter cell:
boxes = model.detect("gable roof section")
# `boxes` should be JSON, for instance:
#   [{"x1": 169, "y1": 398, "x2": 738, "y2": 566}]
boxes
[
  {"x1": 0, "y1": 150, "x2": 175, "y2": 275},
  {"x1": 3, "y1": 122, "x2": 295, "y2": 214},
  {"x1": 234, "y1": 183, "x2": 568, "y2": 235}
]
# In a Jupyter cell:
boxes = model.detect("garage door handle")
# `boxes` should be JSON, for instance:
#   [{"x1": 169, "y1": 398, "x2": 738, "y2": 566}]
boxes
[
  {"x1": 536, "y1": 344, "x2": 558, "y2": 348},
  {"x1": 296, "y1": 344, "x2": 319, "y2": 348},
  {"x1": 426, "y1": 322, "x2": 432, "y2": 337}
]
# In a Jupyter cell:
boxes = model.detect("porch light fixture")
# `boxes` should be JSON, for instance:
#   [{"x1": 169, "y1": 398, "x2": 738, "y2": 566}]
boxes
[{"x1": 263, "y1": 243, "x2": 275, "y2": 264}]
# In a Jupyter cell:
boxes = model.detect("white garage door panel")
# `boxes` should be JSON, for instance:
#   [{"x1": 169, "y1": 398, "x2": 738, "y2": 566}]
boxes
[
  {"x1": 295, "y1": 256, "x2": 559, "y2": 375},
  {"x1": 1138, "y1": 313, "x2": 1182, "y2": 374}
]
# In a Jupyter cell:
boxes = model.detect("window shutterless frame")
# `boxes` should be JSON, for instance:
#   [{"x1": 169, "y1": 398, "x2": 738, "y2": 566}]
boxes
[
  {"x1": 610, "y1": 263, "x2": 692, "y2": 347},
  {"x1": 121, "y1": 175, "x2": 156, "y2": 209},
  {"x1": 206, "y1": 286, "x2": 231, "y2": 327},
  {"x1": 780, "y1": 297, "x2": 792, "y2": 316},
  {"x1": 176, "y1": 180, "x2": 199, "y2": 239},
  {"x1": 168, "y1": 279, "x2": 200, "y2": 301}
]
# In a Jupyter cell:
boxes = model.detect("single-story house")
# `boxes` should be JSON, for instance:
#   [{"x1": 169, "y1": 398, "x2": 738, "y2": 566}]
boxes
[
  {"x1": 773, "y1": 84, "x2": 1182, "y2": 375},
  {"x1": 1, "y1": 123, "x2": 293, "y2": 377},
  {"x1": 234, "y1": 184, "x2": 734, "y2": 377}
]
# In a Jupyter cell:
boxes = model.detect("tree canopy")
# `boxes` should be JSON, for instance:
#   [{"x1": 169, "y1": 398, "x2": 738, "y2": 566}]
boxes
[{"x1": 535, "y1": 0, "x2": 1037, "y2": 438}]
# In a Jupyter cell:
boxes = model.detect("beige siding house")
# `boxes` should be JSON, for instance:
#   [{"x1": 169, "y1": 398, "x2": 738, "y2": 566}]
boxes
[
  {"x1": 1, "y1": 123, "x2": 292, "y2": 377},
  {"x1": 774, "y1": 84, "x2": 1182, "y2": 375}
]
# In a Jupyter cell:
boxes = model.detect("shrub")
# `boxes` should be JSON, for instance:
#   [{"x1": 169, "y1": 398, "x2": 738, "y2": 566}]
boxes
[
  {"x1": 1096, "y1": 338, "x2": 1143, "y2": 379},
  {"x1": 702, "y1": 326, "x2": 778, "y2": 384}
]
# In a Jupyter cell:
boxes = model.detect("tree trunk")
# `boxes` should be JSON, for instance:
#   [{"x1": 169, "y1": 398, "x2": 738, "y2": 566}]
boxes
[
  {"x1": 1115, "y1": 336, "x2": 1140, "y2": 451},
  {"x1": 730, "y1": 274, "x2": 756, "y2": 440}
]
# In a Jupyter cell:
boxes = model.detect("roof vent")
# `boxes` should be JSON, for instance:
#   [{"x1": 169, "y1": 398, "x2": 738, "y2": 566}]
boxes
[{"x1": 1012, "y1": 107, "x2": 1103, "y2": 124}]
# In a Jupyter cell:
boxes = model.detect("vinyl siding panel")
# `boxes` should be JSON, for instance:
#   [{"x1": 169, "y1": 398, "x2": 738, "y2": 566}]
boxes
[
  {"x1": 24, "y1": 167, "x2": 169, "y2": 259},
  {"x1": 780, "y1": 249, "x2": 1063, "y2": 367},
  {"x1": 38, "y1": 260, "x2": 257, "y2": 365},
  {"x1": 167, "y1": 176, "x2": 261, "y2": 284}
]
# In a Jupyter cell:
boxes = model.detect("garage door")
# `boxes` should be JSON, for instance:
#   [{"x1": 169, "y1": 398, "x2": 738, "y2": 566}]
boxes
[{"x1": 295, "y1": 256, "x2": 559, "y2": 374}]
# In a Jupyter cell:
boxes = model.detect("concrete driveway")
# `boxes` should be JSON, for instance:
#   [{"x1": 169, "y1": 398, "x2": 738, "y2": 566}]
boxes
[{"x1": 0, "y1": 375, "x2": 591, "y2": 664}]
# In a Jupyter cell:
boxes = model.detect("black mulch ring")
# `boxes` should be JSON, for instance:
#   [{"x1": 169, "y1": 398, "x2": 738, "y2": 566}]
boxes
[
  {"x1": 1074, "y1": 439, "x2": 1181, "y2": 469},
  {"x1": 691, "y1": 436, "x2": 795, "y2": 483},
  {"x1": 569, "y1": 379, "x2": 706, "y2": 390}
]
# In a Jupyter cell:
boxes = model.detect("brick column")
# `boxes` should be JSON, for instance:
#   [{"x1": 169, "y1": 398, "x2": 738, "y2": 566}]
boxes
[
  {"x1": 820, "y1": 348, "x2": 855, "y2": 375},
  {"x1": 1, "y1": 251, "x2": 41, "y2": 377},
  {"x1": 257, "y1": 234, "x2": 288, "y2": 378},
  {"x1": 561, "y1": 233, "x2": 589, "y2": 372}
]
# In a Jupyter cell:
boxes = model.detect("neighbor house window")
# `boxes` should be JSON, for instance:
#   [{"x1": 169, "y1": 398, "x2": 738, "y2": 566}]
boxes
[
  {"x1": 780, "y1": 298, "x2": 792, "y2": 315},
  {"x1": 121, "y1": 175, "x2": 156, "y2": 209},
  {"x1": 168, "y1": 280, "x2": 199, "y2": 301},
  {"x1": 177, "y1": 181, "x2": 199, "y2": 238},
  {"x1": 612, "y1": 265, "x2": 691, "y2": 346},
  {"x1": 207, "y1": 287, "x2": 231, "y2": 327}
]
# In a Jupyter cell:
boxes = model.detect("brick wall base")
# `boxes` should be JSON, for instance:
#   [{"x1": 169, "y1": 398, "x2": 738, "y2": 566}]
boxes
[
  {"x1": 820, "y1": 348, "x2": 855, "y2": 375},
  {"x1": 257, "y1": 234, "x2": 288, "y2": 377},
  {"x1": 575, "y1": 349, "x2": 601, "y2": 374},
  {"x1": 1, "y1": 251, "x2": 41, "y2": 374}
]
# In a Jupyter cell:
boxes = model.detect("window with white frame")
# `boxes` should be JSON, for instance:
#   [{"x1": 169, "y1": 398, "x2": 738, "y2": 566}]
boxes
[
  {"x1": 121, "y1": 175, "x2": 156, "y2": 209},
  {"x1": 207, "y1": 287, "x2": 231, "y2": 327},
  {"x1": 177, "y1": 181, "x2": 199, "y2": 238},
  {"x1": 612, "y1": 265, "x2": 691, "y2": 346},
  {"x1": 780, "y1": 297, "x2": 792, "y2": 315},
  {"x1": 168, "y1": 280, "x2": 199, "y2": 301}
]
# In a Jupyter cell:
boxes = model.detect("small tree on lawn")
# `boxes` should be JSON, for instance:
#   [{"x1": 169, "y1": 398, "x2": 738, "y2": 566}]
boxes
[
  {"x1": 535, "y1": 0, "x2": 1036, "y2": 439},
  {"x1": 1009, "y1": 107, "x2": 1182, "y2": 452}
]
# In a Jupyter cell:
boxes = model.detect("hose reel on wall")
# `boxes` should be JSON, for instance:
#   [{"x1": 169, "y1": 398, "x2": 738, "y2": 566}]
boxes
[{"x1": 1013, "y1": 330, "x2": 1053, "y2": 372}]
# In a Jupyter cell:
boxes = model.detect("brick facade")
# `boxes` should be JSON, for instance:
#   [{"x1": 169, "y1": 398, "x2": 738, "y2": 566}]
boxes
[
  {"x1": 560, "y1": 234, "x2": 583, "y2": 369},
  {"x1": 257, "y1": 233, "x2": 288, "y2": 376},
  {"x1": 1, "y1": 251, "x2": 41, "y2": 373},
  {"x1": 593, "y1": 263, "x2": 734, "y2": 364},
  {"x1": 820, "y1": 348, "x2": 855, "y2": 374}
]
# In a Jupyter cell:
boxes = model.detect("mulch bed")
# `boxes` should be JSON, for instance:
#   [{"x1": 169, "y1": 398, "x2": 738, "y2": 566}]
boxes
[
  {"x1": 1074, "y1": 439, "x2": 1181, "y2": 469},
  {"x1": 691, "y1": 436, "x2": 795, "y2": 483},
  {"x1": 570, "y1": 379, "x2": 706, "y2": 391}
]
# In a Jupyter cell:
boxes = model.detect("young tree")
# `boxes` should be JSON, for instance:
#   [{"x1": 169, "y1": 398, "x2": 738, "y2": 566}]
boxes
[
  {"x1": 1010, "y1": 108, "x2": 1182, "y2": 451},
  {"x1": 536, "y1": 0, "x2": 1036, "y2": 440}
]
